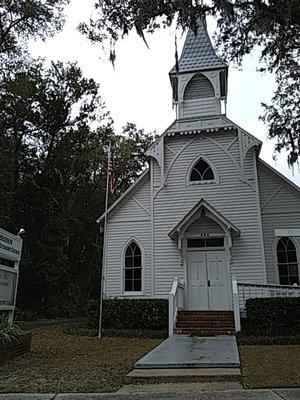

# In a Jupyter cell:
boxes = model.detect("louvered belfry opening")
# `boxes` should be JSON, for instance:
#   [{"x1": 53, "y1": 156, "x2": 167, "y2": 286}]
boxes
[{"x1": 184, "y1": 73, "x2": 215, "y2": 100}]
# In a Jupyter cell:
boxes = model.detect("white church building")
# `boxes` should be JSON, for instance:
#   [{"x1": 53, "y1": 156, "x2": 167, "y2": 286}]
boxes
[{"x1": 99, "y1": 20, "x2": 300, "y2": 334}]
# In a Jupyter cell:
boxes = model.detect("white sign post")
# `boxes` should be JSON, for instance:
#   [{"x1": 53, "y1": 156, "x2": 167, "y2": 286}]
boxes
[{"x1": 0, "y1": 228, "x2": 23, "y2": 323}]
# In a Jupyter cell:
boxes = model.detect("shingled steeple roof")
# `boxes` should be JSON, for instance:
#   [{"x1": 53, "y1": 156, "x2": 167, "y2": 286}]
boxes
[{"x1": 170, "y1": 18, "x2": 227, "y2": 74}]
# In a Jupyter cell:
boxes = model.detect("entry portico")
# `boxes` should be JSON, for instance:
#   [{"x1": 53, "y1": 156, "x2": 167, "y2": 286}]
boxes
[{"x1": 168, "y1": 198, "x2": 240, "y2": 311}]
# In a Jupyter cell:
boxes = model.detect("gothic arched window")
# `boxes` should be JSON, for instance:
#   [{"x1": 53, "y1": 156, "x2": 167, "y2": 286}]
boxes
[
  {"x1": 124, "y1": 241, "x2": 142, "y2": 292},
  {"x1": 277, "y1": 237, "x2": 299, "y2": 285},
  {"x1": 190, "y1": 158, "x2": 215, "y2": 182}
]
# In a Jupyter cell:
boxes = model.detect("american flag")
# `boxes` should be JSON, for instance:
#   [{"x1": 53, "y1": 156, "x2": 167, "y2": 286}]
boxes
[{"x1": 109, "y1": 158, "x2": 117, "y2": 195}]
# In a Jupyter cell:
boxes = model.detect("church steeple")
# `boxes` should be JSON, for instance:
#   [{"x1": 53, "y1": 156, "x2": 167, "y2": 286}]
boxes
[{"x1": 169, "y1": 18, "x2": 228, "y2": 119}]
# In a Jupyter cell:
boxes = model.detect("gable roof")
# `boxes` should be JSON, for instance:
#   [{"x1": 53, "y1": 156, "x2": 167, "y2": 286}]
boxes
[
  {"x1": 97, "y1": 169, "x2": 149, "y2": 223},
  {"x1": 170, "y1": 18, "x2": 227, "y2": 74},
  {"x1": 168, "y1": 198, "x2": 240, "y2": 239},
  {"x1": 258, "y1": 159, "x2": 300, "y2": 195}
]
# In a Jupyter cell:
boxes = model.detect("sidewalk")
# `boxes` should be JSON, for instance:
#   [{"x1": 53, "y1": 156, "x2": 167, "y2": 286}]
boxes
[{"x1": 0, "y1": 388, "x2": 299, "y2": 400}]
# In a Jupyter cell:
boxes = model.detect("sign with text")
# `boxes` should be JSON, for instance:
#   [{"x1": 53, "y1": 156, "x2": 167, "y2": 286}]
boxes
[
  {"x1": 0, "y1": 267, "x2": 17, "y2": 307},
  {"x1": 0, "y1": 228, "x2": 23, "y2": 319},
  {"x1": 0, "y1": 228, "x2": 22, "y2": 262}
]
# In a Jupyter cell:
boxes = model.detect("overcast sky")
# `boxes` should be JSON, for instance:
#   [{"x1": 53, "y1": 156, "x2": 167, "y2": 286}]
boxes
[{"x1": 29, "y1": 0, "x2": 299, "y2": 185}]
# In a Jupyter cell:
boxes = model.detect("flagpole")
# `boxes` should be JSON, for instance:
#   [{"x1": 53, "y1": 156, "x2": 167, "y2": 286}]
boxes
[{"x1": 98, "y1": 142, "x2": 111, "y2": 339}]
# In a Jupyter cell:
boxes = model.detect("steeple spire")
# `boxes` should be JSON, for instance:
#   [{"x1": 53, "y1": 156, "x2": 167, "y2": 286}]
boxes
[
  {"x1": 169, "y1": 18, "x2": 228, "y2": 120},
  {"x1": 171, "y1": 18, "x2": 227, "y2": 74}
]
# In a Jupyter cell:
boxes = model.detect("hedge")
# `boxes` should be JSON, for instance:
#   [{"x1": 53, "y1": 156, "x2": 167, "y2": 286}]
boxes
[
  {"x1": 245, "y1": 297, "x2": 300, "y2": 335},
  {"x1": 88, "y1": 298, "x2": 168, "y2": 330}
]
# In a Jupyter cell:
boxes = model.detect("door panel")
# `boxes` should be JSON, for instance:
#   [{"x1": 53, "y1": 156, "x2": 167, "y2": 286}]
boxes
[
  {"x1": 206, "y1": 251, "x2": 230, "y2": 310},
  {"x1": 186, "y1": 251, "x2": 208, "y2": 309},
  {"x1": 186, "y1": 250, "x2": 230, "y2": 310}
]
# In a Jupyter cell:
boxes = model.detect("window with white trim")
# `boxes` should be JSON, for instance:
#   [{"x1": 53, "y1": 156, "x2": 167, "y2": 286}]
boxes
[
  {"x1": 190, "y1": 159, "x2": 214, "y2": 182},
  {"x1": 277, "y1": 237, "x2": 299, "y2": 285},
  {"x1": 124, "y1": 241, "x2": 142, "y2": 292}
]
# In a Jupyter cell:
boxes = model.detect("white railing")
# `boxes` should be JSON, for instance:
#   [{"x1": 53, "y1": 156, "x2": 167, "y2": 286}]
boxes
[
  {"x1": 168, "y1": 277, "x2": 184, "y2": 336},
  {"x1": 232, "y1": 276, "x2": 300, "y2": 332}
]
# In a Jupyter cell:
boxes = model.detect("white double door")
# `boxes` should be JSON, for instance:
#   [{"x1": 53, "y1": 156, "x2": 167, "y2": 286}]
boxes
[{"x1": 186, "y1": 250, "x2": 231, "y2": 310}]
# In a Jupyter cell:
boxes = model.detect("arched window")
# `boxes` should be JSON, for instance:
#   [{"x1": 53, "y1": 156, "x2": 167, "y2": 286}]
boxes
[
  {"x1": 277, "y1": 237, "x2": 299, "y2": 285},
  {"x1": 190, "y1": 158, "x2": 215, "y2": 182},
  {"x1": 124, "y1": 241, "x2": 142, "y2": 292},
  {"x1": 184, "y1": 73, "x2": 214, "y2": 100}
]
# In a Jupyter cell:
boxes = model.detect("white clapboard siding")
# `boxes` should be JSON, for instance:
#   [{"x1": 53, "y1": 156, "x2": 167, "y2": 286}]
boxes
[
  {"x1": 186, "y1": 217, "x2": 224, "y2": 235},
  {"x1": 182, "y1": 98, "x2": 221, "y2": 118},
  {"x1": 257, "y1": 161, "x2": 300, "y2": 283},
  {"x1": 110, "y1": 174, "x2": 150, "y2": 221},
  {"x1": 153, "y1": 134, "x2": 265, "y2": 296},
  {"x1": 105, "y1": 173, "x2": 151, "y2": 297}
]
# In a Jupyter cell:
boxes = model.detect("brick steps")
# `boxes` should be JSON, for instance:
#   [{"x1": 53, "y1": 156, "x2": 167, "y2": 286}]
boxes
[
  {"x1": 176, "y1": 326, "x2": 234, "y2": 330},
  {"x1": 175, "y1": 330, "x2": 234, "y2": 336},
  {"x1": 177, "y1": 317, "x2": 234, "y2": 322},
  {"x1": 175, "y1": 310, "x2": 235, "y2": 336},
  {"x1": 176, "y1": 320, "x2": 233, "y2": 328}
]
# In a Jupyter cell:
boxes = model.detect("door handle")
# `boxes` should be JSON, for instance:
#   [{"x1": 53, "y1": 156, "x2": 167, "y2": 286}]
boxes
[{"x1": 207, "y1": 280, "x2": 211, "y2": 287}]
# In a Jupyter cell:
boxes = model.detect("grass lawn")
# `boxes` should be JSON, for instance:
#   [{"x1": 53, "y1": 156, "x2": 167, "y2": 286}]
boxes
[
  {"x1": 239, "y1": 345, "x2": 300, "y2": 389},
  {"x1": 0, "y1": 326, "x2": 161, "y2": 393},
  {"x1": 1, "y1": 327, "x2": 299, "y2": 393}
]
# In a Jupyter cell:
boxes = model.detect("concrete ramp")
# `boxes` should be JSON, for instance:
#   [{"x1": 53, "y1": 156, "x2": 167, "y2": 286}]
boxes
[{"x1": 135, "y1": 334, "x2": 240, "y2": 369}]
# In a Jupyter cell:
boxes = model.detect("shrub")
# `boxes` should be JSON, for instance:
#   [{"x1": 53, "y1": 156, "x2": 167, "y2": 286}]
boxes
[
  {"x1": 0, "y1": 315, "x2": 22, "y2": 344},
  {"x1": 245, "y1": 297, "x2": 300, "y2": 335},
  {"x1": 88, "y1": 298, "x2": 168, "y2": 331}
]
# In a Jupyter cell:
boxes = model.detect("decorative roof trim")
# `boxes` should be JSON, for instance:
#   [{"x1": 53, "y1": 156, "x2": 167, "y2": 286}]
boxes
[
  {"x1": 170, "y1": 65, "x2": 228, "y2": 76},
  {"x1": 166, "y1": 125, "x2": 236, "y2": 137},
  {"x1": 146, "y1": 121, "x2": 176, "y2": 152},
  {"x1": 225, "y1": 117, "x2": 262, "y2": 148},
  {"x1": 168, "y1": 198, "x2": 240, "y2": 240}
]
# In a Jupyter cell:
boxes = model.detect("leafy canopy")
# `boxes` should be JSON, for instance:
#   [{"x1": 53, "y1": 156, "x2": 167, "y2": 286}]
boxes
[
  {"x1": 0, "y1": 0, "x2": 69, "y2": 56},
  {"x1": 0, "y1": 58, "x2": 155, "y2": 317},
  {"x1": 79, "y1": 0, "x2": 300, "y2": 165}
]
